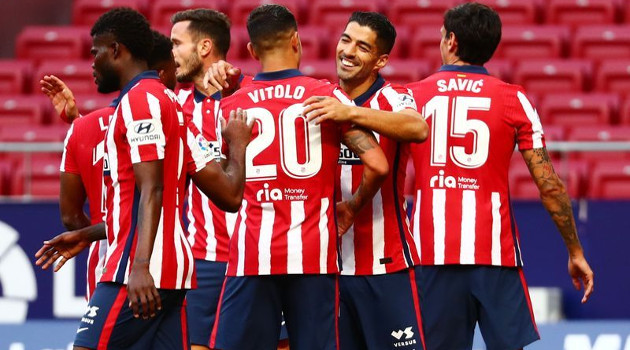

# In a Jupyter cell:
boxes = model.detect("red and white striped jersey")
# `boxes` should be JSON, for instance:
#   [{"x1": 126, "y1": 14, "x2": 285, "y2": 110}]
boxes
[
  {"x1": 338, "y1": 77, "x2": 421, "y2": 275},
  {"x1": 100, "y1": 71, "x2": 195, "y2": 289},
  {"x1": 178, "y1": 87, "x2": 233, "y2": 262},
  {"x1": 406, "y1": 65, "x2": 546, "y2": 267},
  {"x1": 220, "y1": 69, "x2": 352, "y2": 276},
  {"x1": 60, "y1": 105, "x2": 113, "y2": 299}
]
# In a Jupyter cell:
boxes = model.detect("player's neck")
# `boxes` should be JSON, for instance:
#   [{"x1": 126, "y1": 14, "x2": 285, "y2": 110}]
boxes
[
  {"x1": 260, "y1": 51, "x2": 299, "y2": 73},
  {"x1": 443, "y1": 57, "x2": 470, "y2": 66},
  {"x1": 340, "y1": 73, "x2": 378, "y2": 100},
  {"x1": 119, "y1": 62, "x2": 149, "y2": 90}
]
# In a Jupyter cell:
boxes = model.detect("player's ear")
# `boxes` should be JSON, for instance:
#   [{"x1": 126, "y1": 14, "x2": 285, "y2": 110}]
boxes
[
  {"x1": 246, "y1": 42, "x2": 259, "y2": 61},
  {"x1": 447, "y1": 32, "x2": 458, "y2": 54},
  {"x1": 111, "y1": 41, "x2": 120, "y2": 58},
  {"x1": 291, "y1": 32, "x2": 301, "y2": 53},
  {"x1": 375, "y1": 54, "x2": 389, "y2": 71},
  {"x1": 198, "y1": 38, "x2": 213, "y2": 58}
]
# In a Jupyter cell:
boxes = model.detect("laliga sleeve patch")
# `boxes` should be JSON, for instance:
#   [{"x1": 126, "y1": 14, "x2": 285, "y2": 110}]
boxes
[
  {"x1": 191, "y1": 134, "x2": 215, "y2": 168},
  {"x1": 393, "y1": 93, "x2": 417, "y2": 112},
  {"x1": 126, "y1": 119, "x2": 164, "y2": 147}
]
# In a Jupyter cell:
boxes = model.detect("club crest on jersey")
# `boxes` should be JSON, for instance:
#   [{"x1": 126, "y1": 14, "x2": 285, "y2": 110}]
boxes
[
  {"x1": 430, "y1": 170, "x2": 480, "y2": 190},
  {"x1": 338, "y1": 144, "x2": 362, "y2": 165}
]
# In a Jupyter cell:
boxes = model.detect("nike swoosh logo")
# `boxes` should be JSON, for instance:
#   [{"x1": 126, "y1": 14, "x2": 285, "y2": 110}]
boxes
[{"x1": 77, "y1": 327, "x2": 89, "y2": 333}]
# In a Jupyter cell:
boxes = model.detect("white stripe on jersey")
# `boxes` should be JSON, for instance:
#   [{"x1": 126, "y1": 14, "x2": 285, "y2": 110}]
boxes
[
  {"x1": 146, "y1": 93, "x2": 165, "y2": 160},
  {"x1": 187, "y1": 188, "x2": 198, "y2": 248},
  {"x1": 491, "y1": 192, "x2": 502, "y2": 266},
  {"x1": 258, "y1": 202, "x2": 275, "y2": 275},
  {"x1": 460, "y1": 190, "x2": 476, "y2": 264},
  {"x1": 319, "y1": 198, "x2": 330, "y2": 274},
  {"x1": 340, "y1": 164, "x2": 356, "y2": 274},
  {"x1": 236, "y1": 201, "x2": 248, "y2": 276},
  {"x1": 432, "y1": 189, "x2": 446, "y2": 265},
  {"x1": 106, "y1": 105, "x2": 123, "y2": 280},
  {"x1": 177, "y1": 89, "x2": 192, "y2": 104},
  {"x1": 380, "y1": 86, "x2": 413, "y2": 113},
  {"x1": 287, "y1": 201, "x2": 305, "y2": 274},
  {"x1": 333, "y1": 89, "x2": 355, "y2": 106},
  {"x1": 226, "y1": 212, "x2": 237, "y2": 239},
  {"x1": 180, "y1": 208, "x2": 195, "y2": 289},
  {"x1": 60, "y1": 123, "x2": 74, "y2": 172},
  {"x1": 151, "y1": 208, "x2": 165, "y2": 285},
  {"x1": 372, "y1": 189, "x2": 386, "y2": 274},
  {"x1": 203, "y1": 197, "x2": 217, "y2": 261},
  {"x1": 413, "y1": 190, "x2": 421, "y2": 261},
  {"x1": 120, "y1": 95, "x2": 140, "y2": 163},
  {"x1": 517, "y1": 91, "x2": 544, "y2": 149}
]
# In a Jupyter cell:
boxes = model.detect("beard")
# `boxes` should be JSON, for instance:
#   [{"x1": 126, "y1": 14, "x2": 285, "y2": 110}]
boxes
[
  {"x1": 95, "y1": 62, "x2": 120, "y2": 94},
  {"x1": 176, "y1": 53, "x2": 203, "y2": 83}
]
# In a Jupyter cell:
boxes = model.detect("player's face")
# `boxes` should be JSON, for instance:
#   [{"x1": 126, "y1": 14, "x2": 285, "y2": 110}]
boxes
[
  {"x1": 439, "y1": 26, "x2": 451, "y2": 65},
  {"x1": 171, "y1": 21, "x2": 204, "y2": 83},
  {"x1": 154, "y1": 56, "x2": 177, "y2": 90},
  {"x1": 336, "y1": 22, "x2": 381, "y2": 84},
  {"x1": 90, "y1": 34, "x2": 120, "y2": 94}
]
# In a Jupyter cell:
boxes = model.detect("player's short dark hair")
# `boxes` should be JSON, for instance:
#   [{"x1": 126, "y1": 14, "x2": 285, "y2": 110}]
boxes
[
  {"x1": 347, "y1": 12, "x2": 397, "y2": 55},
  {"x1": 443, "y1": 2, "x2": 501, "y2": 65},
  {"x1": 90, "y1": 7, "x2": 153, "y2": 61},
  {"x1": 171, "y1": 9, "x2": 231, "y2": 58},
  {"x1": 148, "y1": 30, "x2": 173, "y2": 69},
  {"x1": 246, "y1": 4, "x2": 297, "y2": 52}
]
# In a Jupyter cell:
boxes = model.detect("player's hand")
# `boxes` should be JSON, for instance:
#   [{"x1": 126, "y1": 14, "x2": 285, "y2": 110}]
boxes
[
  {"x1": 336, "y1": 201, "x2": 356, "y2": 236},
  {"x1": 203, "y1": 60, "x2": 241, "y2": 97},
  {"x1": 303, "y1": 96, "x2": 353, "y2": 125},
  {"x1": 34, "y1": 230, "x2": 91, "y2": 271},
  {"x1": 568, "y1": 254, "x2": 594, "y2": 303},
  {"x1": 127, "y1": 262, "x2": 162, "y2": 319},
  {"x1": 222, "y1": 108, "x2": 254, "y2": 149},
  {"x1": 39, "y1": 75, "x2": 78, "y2": 123}
]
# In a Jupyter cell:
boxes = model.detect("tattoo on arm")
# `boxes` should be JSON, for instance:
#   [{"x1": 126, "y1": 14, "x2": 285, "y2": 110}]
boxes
[{"x1": 343, "y1": 128, "x2": 379, "y2": 155}]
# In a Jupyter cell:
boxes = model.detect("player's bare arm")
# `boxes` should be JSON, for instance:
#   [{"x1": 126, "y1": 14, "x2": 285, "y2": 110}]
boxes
[
  {"x1": 337, "y1": 127, "x2": 389, "y2": 235},
  {"x1": 128, "y1": 160, "x2": 164, "y2": 319},
  {"x1": 59, "y1": 172, "x2": 91, "y2": 230},
  {"x1": 203, "y1": 59, "x2": 242, "y2": 97},
  {"x1": 303, "y1": 96, "x2": 429, "y2": 143},
  {"x1": 39, "y1": 75, "x2": 79, "y2": 123},
  {"x1": 522, "y1": 147, "x2": 594, "y2": 303},
  {"x1": 34, "y1": 222, "x2": 105, "y2": 271},
  {"x1": 191, "y1": 108, "x2": 253, "y2": 212}
]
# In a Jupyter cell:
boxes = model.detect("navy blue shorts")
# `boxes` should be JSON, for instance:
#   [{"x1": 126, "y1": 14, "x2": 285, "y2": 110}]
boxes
[
  {"x1": 417, "y1": 265, "x2": 540, "y2": 350},
  {"x1": 339, "y1": 267, "x2": 426, "y2": 350},
  {"x1": 210, "y1": 274, "x2": 337, "y2": 350},
  {"x1": 74, "y1": 282, "x2": 188, "y2": 350},
  {"x1": 186, "y1": 259, "x2": 226, "y2": 346}
]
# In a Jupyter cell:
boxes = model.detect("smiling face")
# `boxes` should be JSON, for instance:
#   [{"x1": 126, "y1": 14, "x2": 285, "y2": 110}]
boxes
[
  {"x1": 335, "y1": 22, "x2": 384, "y2": 85},
  {"x1": 90, "y1": 33, "x2": 120, "y2": 94},
  {"x1": 171, "y1": 21, "x2": 204, "y2": 83}
]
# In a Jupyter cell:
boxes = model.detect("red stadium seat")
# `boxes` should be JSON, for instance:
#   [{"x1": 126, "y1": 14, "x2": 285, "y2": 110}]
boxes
[
  {"x1": 0, "y1": 159, "x2": 11, "y2": 195},
  {"x1": 228, "y1": 59, "x2": 261, "y2": 77},
  {"x1": 513, "y1": 59, "x2": 592, "y2": 95},
  {"x1": 475, "y1": 0, "x2": 540, "y2": 25},
  {"x1": 300, "y1": 60, "x2": 337, "y2": 82},
  {"x1": 150, "y1": 0, "x2": 226, "y2": 26},
  {"x1": 228, "y1": 26, "x2": 250, "y2": 60},
  {"x1": 231, "y1": 0, "x2": 301, "y2": 25},
  {"x1": 0, "y1": 95, "x2": 46, "y2": 126},
  {"x1": 388, "y1": 26, "x2": 410, "y2": 59},
  {"x1": 495, "y1": 25, "x2": 569, "y2": 60},
  {"x1": 546, "y1": 0, "x2": 618, "y2": 29},
  {"x1": 589, "y1": 160, "x2": 630, "y2": 199},
  {"x1": 34, "y1": 60, "x2": 96, "y2": 96},
  {"x1": 539, "y1": 93, "x2": 619, "y2": 129},
  {"x1": 595, "y1": 59, "x2": 630, "y2": 95},
  {"x1": 72, "y1": 0, "x2": 144, "y2": 26},
  {"x1": 16, "y1": 26, "x2": 87, "y2": 63},
  {"x1": 409, "y1": 25, "x2": 442, "y2": 61},
  {"x1": 622, "y1": 99, "x2": 630, "y2": 125},
  {"x1": 299, "y1": 26, "x2": 329, "y2": 60},
  {"x1": 309, "y1": 0, "x2": 379, "y2": 33},
  {"x1": 485, "y1": 59, "x2": 513, "y2": 82},
  {"x1": 509, "y1": 157, "x2": 587, "y2": 199},
  {"x1": 567, "y1": 125, "x2": 630, "y2": 162},
  {"x1": 11, "y1": 154, "x2": 63, "y2": 197},
  {"x1": 571, "y1": 26, "x2": 630, "y2": 62},
  {"x1": 74, "y1": 93, "x2": 118, "y2": 117},
  {"x1": 0, "y1": 60, "x2": 32, "y2": 95},
  {"x1": 541, "y1": 125, "x2": 566, "y2": 142},
  {"x1": 380, "y1": 60, "x2": 431, "y2": 85},
  {"x1": 387, "y1": 0, "x2": 455, "y2": 32},
  {"x1": 0, "y1": 125, "x2": 69, "y2": 142}
]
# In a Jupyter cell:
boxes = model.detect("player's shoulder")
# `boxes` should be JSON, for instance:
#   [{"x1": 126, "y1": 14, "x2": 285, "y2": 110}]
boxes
[{"x1": 74, "y1": 106, "x2": 114, "y2": 130}]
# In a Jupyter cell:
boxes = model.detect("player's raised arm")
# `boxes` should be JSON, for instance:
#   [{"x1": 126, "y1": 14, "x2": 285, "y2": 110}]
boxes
[
  {"x1": 40, "y1": 75, "x2": 79, "y2": 123},
  {"x1": 190, "y1": 108, "x2": 253, "y2": 212},
  {"x1": 521, "y1": 147, "x2": 594, "y2": 303},
  {"x1": 303, "y1": 96, "x2": 429, "y2": 143},
  {"x1": 337, "y1": 126, "x2": 389, "y2": 235}
]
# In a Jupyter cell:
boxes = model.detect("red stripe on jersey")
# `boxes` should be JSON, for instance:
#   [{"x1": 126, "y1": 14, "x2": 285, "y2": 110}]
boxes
[{"x1": 97, "y1": 286, "x2": 127, "y2": 350}]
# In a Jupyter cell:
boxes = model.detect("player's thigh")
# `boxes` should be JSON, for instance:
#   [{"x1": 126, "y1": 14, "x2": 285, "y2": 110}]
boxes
[
  {"x1": 210, "y1": 275, "x2": 283, "y2": 350},
  {"x1": 338, "y1": 275, "x2": 368, "y2": 350},
  {"x1": 339, "y1": 270, "x2": 425, "y2": 350},
  {"x1": 474, "y1": 267, "x2": 540, "y2": 350},
  {"x1": 281, "y1": 274, "x2": 337, "y2": 350},
  {"x1": 74, "y1": 283, "x2": 181, "y2": 350},
  {"x1": 416, "y1": 265, "x2": 478, "y2": 350},
  {"x1": 152, "y1": 290, "x2": 189, "y2": 350},
  {"x1": 186, "y1": 260, "x2": 227, "y2": 346}
]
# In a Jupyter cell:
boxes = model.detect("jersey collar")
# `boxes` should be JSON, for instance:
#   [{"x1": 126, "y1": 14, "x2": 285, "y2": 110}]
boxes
[
  {"x1": 353, "y1": 74, "x2": 385, "y2": 106},
  {"x1": 439, "y1": 65, "x2": 489, "y2": 75},
  {"x1": 109, "y1": 97, "x2": 120, "y2": 107},
  {"x1": 117, "y1": 70, "x2": 160, "y2": 101},
  {"x1": 193, "y1": 88, "x2": 222, "y2": 103},
  {"x1": 254, "y1": 69, "x2": 303, "y2": 81}
]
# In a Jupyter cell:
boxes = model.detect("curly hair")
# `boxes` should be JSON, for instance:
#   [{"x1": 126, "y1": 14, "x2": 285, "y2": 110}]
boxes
[
  {"x1": 90, "y1": 7, "x2": 153, "y2": 61},
  {"x1": 148, "y1": 30, "x2": 173, "y2": 69}
]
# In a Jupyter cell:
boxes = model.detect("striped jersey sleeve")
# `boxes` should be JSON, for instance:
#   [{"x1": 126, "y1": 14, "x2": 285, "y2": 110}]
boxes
[{"x1": 121, "y1": 91, "x2": 167, "y2": 164}]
